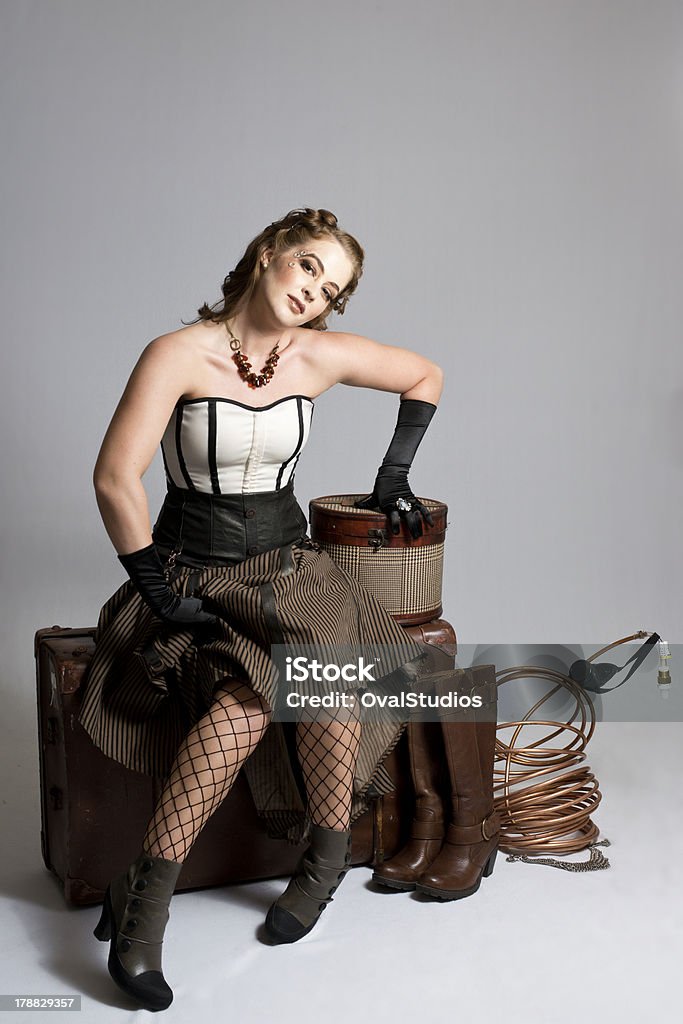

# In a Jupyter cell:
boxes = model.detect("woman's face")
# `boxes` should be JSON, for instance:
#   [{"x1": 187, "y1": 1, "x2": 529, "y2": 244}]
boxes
[{"x1": 258, "y1": 237, "x2": 355, "y2": 326}]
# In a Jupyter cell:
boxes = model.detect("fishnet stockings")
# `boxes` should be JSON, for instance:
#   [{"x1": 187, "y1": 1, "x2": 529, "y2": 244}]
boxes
[
  {"x1": 142, "y1": 677, "x2": 272, "y2": 862},
  {"x1": 296, "y1": 694, "x2": 362, "y2": 832},
  {"x1": 141, "y1": 678, "x2": 362, "y2": 861}
]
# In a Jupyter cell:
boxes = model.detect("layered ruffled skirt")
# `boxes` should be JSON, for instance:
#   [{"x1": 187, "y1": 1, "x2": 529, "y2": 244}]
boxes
[{"x1": 78, "y1": 537, "x2": 428, "y2": 844}]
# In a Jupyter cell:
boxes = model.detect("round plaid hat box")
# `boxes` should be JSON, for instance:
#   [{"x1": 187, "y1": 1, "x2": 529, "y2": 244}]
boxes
[{"x1": 308, "y1": 494, "x2": 448, "y2": 626}]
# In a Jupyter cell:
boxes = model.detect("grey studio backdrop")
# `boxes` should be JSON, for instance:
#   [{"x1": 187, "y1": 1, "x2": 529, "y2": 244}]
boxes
[
  {"x1": 2, "y1": 0, "x2": 682, "y2": 722},
  {"x1": 2, "y1": 1, "x2": 682, "y2": 723},
  {"x1": 2, "y1": 3, "x2": 683, "y2": 1023}
]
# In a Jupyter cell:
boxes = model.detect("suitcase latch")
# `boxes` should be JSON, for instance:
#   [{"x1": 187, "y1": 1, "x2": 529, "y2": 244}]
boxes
[{"x1": 367, "y1": 528, "x2": 389, "y2": 550}]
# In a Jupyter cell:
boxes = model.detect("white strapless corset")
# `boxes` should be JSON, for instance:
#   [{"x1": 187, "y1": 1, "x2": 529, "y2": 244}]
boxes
[{"x1": 160, "y1": 394, "x2": 315, "y2": 494}]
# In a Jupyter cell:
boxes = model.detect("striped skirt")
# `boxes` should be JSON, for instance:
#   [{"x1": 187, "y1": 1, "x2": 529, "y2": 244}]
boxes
[{"x1": 77, "y1": 537, "x2": 428, "y2": 845}]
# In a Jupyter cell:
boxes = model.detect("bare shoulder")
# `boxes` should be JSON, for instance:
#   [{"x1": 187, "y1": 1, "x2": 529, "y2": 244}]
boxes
[
  {"x1": 295, "y1": 327, "x2": 374, "y2": 366},
  {"x1": 280, "y1": 327, "x2": 338, "y2": 394},
  {"x1": 134, "y1": 322, "x2": 211, "y2": 384},
  {"x1": 93, "y1": 323, "x2": 219, "y2": 484},
  {"x1": 148, "y1": 321, "x2": 208, "y2": 362},
  {"x1": 112, "y1": 325, "x2": 203, "y2": 418},
  {"x1": 305, "y1": 328, "x2": 442, "y2": 394}
]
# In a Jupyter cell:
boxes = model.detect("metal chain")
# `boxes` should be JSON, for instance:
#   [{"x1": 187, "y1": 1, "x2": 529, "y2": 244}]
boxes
[
  {"x1": 163, "y1": 546, "x2": 182, "y2": 583},
  {"x1": 505, "y1": 838, "x2": 611, "y2": 871}
]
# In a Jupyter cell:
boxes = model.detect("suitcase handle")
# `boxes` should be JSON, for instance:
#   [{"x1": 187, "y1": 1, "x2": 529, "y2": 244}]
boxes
[{"x1": 34, "y1": 626, "x2": 97, "y2": 660}]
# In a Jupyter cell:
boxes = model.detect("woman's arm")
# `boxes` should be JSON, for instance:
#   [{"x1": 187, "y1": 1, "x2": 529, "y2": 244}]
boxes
[
  {"x1": 314, "y1": 331, "x2": 443, "y2": 537},
  {"x1": 93, "y1": 333, "x2": 193, "y2": 555},
  {"x1": 315, "y1": 330, "x2": 444, "y2": 404},
  {"x1": 94, "y1": 333, "x2": 218, "y2": 628}
]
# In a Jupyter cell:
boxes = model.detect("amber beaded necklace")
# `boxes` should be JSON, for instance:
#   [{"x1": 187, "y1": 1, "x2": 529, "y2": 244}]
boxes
[{"x1": 225, "y1": 321, "x2": 280, "y2": 389}]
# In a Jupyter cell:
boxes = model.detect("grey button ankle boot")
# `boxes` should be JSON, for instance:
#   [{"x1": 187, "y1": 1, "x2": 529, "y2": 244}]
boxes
[
  {"x1": 264, "y1": 824, "x2": 353, "y2": 944},
  {"x1": 93, "y1": 850, "x2": 183, "y2": 1011}
]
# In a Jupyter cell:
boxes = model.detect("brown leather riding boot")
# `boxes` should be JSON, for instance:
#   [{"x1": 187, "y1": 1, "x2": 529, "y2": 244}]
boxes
[
  {"x1": 416, "y1": 665, "x2": 501, "y2": 900},
  {"x1": 372, "y1": 720, "x2": 446, "y2": 891}
]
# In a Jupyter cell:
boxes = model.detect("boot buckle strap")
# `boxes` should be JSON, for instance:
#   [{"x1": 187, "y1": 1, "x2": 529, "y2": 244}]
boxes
[
  {"x1": 447, "y1": 810, "x2": 501, "y2": 845},
  {"x1": 480, "y1": 809, "x2": 501, "y2": 841}
]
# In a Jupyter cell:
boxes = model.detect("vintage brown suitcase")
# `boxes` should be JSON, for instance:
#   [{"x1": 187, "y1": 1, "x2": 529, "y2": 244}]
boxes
[
  {"x1": 35, "y1": 618, "x2": 456, "y2": 906},
  {"x1": 309, "y1": 494, "x2": 448, "y2": 625}
]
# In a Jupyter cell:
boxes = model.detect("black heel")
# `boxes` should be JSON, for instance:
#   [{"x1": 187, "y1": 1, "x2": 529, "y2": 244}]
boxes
[
  {"x1": 93, "y1": 888, "x2": 112, "y2": 941},
  {"x1": 483, "y1": 847, "x2": 497, "y2": 878},
  {"x1": 93, "y1": 851, "x2": 183, "y2": 1012}
]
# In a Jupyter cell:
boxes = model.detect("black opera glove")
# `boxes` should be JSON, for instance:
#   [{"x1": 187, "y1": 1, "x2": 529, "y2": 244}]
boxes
[
  {"x1": 118, "y1": 542, "x2": 219, "y2": 628},
  {"x1": 354, "y1": 398, "x2": 438, "y2": 539}
]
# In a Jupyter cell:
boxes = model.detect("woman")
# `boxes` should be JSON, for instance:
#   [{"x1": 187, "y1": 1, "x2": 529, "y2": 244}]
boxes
[{"x1": 79, "y1": 206, "x2": 443, "y2": 1011}]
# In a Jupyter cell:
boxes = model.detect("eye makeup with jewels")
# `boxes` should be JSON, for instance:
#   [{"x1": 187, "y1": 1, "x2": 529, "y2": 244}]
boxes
[{"x1": 298, "y1": 252, "x2": 340, "y2": 302}]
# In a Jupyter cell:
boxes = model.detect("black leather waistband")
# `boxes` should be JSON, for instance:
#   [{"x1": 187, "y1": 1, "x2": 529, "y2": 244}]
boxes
[{"x1": 152, "y1": 478, "x2": 309, "y2": 567}]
